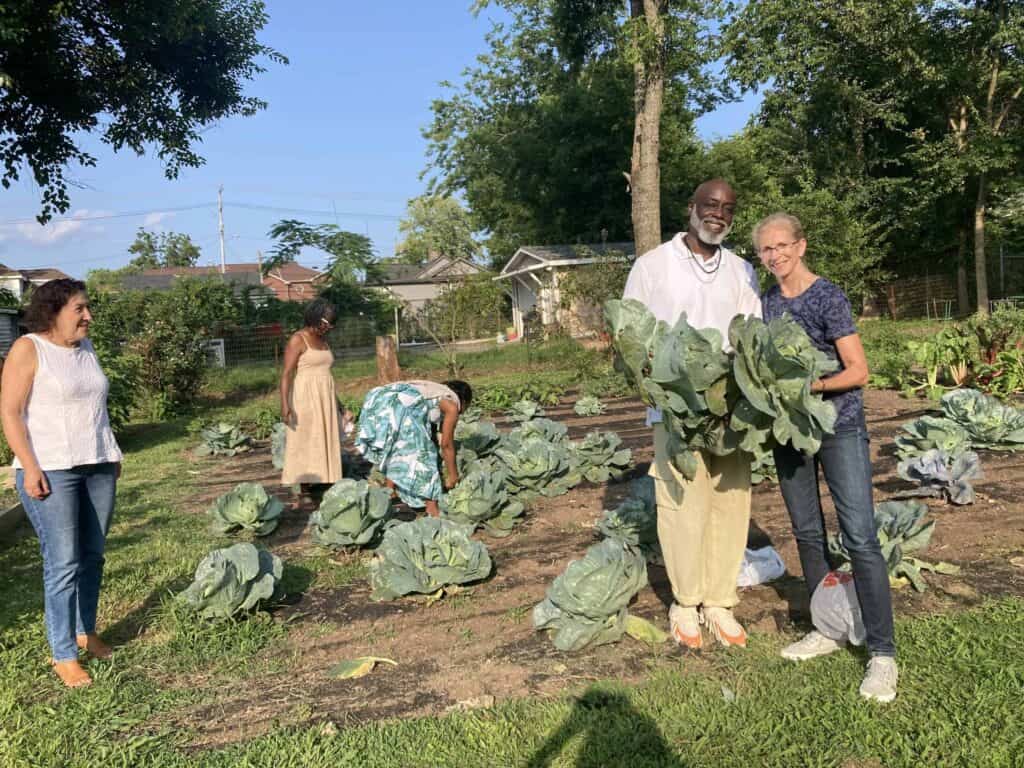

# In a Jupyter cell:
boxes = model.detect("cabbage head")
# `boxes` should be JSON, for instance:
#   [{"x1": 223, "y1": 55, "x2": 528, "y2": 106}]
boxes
[
  {"x1": 455, "y1": 419, "x2": 503, "y2": 457},
  {"x1": 197, "y1": 422, "x2": 252, "y2": 457},
  {"x1": 209, "y1": 482, "x2": 284, "y2": 536},
  {"x1": 271, "y1": 423, "x2": 287, "y2": 470},
  {"x1": 571, "y1": 431, "x2": 632, "y2": 483},
  {"x1": 597, "y1": 478, "x2": 661, "y2": 564},
  {"x1": 369, "y1": 518, "x2": 493, "y2": 600},
  {"x1": 177, "y1": 543, "x2": 282, "y2": 619},
  {"x1": 495, "y1": 437, "x2": 582, "y2": 500},
  {"x1": 895, "y1": 415, "x2": 971, "y2": 458},
  {"x1": 533, "y1": 538, "x2": 648, "y2": 651},
  {"x1": 573, "y1": 396, "x2": 606, "y2": 417},
  {"x1": 940, "y1": 388, "x2": 1024, "y2": 451},
  {"x1": 440, "y1": 469, "x2": 525, "y2": 537},
  {"x1": 311, "y1": 479, "x2": 394, "y2": 549},
  {"x1": 507, "y1": 418, "x2": 569, "y2": 447},
  {"x1": 729, "y1": 315, "x2": 838, "y2": 455},
  {"x1": 828, "y1": 500, "x2": 957, "y2": 592},
  {"x1": 896, "y1": 449, "x2": 981, "y2": 505},
  {"x1": 507, "y1": 400, "x2": 545, "y2": 423}
]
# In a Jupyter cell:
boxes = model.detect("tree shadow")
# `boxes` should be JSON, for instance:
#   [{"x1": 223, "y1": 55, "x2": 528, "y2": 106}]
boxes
[
  {"x1": 103, "y1": 575, "x2": 191, "y2": 647},
  {"x1": 526, "y1": 687, "x2": 685, "y2": 768}
]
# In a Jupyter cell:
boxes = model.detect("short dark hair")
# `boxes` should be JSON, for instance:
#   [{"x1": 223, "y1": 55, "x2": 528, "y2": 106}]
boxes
[
  {"x1": 303, "y1": 298, "x2": 338, "y2": 328},
  {"x1": 23, "y1": 278, "x2": 88, "y2": 333},
  {"x1": 444, "y1": 380, "x2": 473, "y2": 411}
]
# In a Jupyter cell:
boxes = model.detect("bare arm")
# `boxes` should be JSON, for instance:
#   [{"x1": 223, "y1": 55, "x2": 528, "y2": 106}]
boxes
[
  {"x1": 279, "y1": 334, "x2": 305, "y2": 425},
  {"x1": 0, "y1": 337, "x2": 49, "y2": 498},
  {"x1": 813, "y1": 334, "x2": 869, "y2": 394},
  {"x1": 438, "y1": 400, "x2": 460, "y2": 489}
]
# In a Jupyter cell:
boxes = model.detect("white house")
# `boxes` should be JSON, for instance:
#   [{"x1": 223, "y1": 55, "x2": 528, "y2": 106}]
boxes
[
  {"x1": 0, "y1": 264, "x2": 72, "y2": 300},
  {"x1": 494, "y1": 243, "x2": 634, "y2": 339},
  {"x1": 366, "y1": 255, "x2": 485, "y2": 313}
]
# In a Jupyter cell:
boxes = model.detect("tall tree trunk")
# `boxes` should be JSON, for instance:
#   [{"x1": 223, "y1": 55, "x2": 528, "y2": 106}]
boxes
[
  {"x1": 956, "y1": 226, "x2": 970, "y2": 315},
  {"x1": 974, "y1": 174, "x2": 990, "y2": 316},
  {"x1": 630, "y1": 0, "x2": 666, "y2": 257}
]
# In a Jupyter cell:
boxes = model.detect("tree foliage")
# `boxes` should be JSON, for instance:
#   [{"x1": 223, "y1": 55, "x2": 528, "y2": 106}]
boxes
[
  {"x1": 396, "y1": 195, "x2": 480, "y2": 265},
  {"x1": 127, "y1": 228, "x2": 202, "y2": 269},
  {"x1": 266, "y1": 219, "x2": 379, "y2": 285},
  {"x1": 0, "y1": 0, "x2": 286, "y2": 222}
]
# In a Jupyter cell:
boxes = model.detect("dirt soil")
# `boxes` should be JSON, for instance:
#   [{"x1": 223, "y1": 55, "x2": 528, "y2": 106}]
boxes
[{"x1": 169, "y1": 390, "x2": 1024, "y2": 748}]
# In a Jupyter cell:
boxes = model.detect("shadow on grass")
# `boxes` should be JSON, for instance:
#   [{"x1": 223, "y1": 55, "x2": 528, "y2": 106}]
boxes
[
  {"x1": 103, "y1": 575, "x2": 191, "y2": 647},
  {"x1": 117, "y1": 419, "x2": 190, "y2": 454},
  {"x1": 278, "y1": 562, "x2": 316, "y2": 603},
  {"x1": 526, "y1": 687, "x2": 683, "y2": 768}
]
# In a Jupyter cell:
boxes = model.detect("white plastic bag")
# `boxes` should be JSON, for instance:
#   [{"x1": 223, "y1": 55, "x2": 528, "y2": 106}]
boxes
[
  {"x1": 736, "y1": 546, "x2": 786, "y2": 587},
  {"x1": 810, "y1": 571, "x2": 866, "y2": 646}
]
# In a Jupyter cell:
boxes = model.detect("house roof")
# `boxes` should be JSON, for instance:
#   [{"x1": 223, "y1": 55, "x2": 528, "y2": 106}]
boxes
[
  {"x1": 497, "y1": 242, "x2": 635, "y2": 279},
  {"x1": 368, "y1": 255, "x2": 484, "y2": 286},
  {"x1": 123, "y1": 270, "x2": 265, "y2": 291},
  {"x1": 21, "y1": 267, "x2": 72, "y2": 282},
  {"x1": 125, "y1": 262, "x2": 325, "y2": 301}
]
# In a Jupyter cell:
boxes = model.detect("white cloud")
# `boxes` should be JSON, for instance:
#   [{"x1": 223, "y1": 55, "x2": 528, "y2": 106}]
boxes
[
  {"x1": 142, "y1": 211, "x2": 176, "y2": 228},
  {"x1": 11, "y1": 209, "x2": 111, "y2": 246}
]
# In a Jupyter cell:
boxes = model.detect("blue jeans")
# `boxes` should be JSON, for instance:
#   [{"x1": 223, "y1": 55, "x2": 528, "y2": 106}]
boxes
[
  {"x1": 773, "y1": 428, "x2": 896, "y2": 657},
  {"x1": 17, "y1": 463, "x2": 118, "y2": 662}
]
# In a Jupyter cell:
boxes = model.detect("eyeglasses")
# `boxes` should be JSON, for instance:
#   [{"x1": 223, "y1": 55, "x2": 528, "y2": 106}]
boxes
[
  {"x1": 319, "y1": 318, "x2": 335, "y2": 331},
  {"x1": 758, "y1": 240, "x2": 801, "y2": 257}
]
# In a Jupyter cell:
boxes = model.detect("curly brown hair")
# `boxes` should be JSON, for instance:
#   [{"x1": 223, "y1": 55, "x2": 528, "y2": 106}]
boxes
[{"x1": 23, "y1": 278, "x2": 88, "y2": 333}]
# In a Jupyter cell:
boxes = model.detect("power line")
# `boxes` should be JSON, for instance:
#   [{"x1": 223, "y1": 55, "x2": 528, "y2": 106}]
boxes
[
  {"x1": 224, "y1": 201, "x2": 402, "y2": 221},
  {"x1": 0, "y1": 203, "x2": 215, "y2": 227}
]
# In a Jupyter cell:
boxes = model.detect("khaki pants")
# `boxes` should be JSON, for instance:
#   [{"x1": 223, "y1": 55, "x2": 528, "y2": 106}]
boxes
[{"x1": 650, "y1": 425, "x2": 752, "y2": 608}]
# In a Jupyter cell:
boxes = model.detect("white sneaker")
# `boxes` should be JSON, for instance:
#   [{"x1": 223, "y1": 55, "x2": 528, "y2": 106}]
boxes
[
  {"x1": 781, "y1": 631, "x2": 846, "y2": 661},
  {"x1": 702, "y1": 606, "x2": 747, "y2": 648},
  {"x1": 668, "y1": 603, "x2": 702, "y2": 649},
  {"x1": 859, "y1": 657, "x2": 899, "y2": 703}
]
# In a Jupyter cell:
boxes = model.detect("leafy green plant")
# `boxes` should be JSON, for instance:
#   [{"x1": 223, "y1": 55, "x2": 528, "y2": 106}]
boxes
[
  {"x1": 454, "y1": 419, "x2": 503, "y2": 457},
  {"x1": 976, "y1": 348, "x2": 1024, "y2": 399},
  {"x1": 579, "y1": 366, "x2": 632, "y2": 399},
  {"x1": 507, "y1": 399, "x2": 545, "y2": 423},
  {"x1": 895, "y1": 415, "x2": 972, "y2": 458},
  {"x1": 573, "y1": 395, "x2": 606, "y2": 416},
  {"x1": 507, "y1": 418, "x2": 569, "y2": 446},
  {"x1": 906, "y1": 339, "x2": 945, "y2": 399},
  {"x1": 209, "y1": 482, "x2": 284, "y2": 536},
  {"x1": 533, "y1": 538, "x2": 648, "y2": 652},
  {"x1": 248, "y1": 408, "x2": 278, "y2": 440},
  {"x1": 271, "y1": 423, "x2": 286, "y2": 471},
  {"x1": 311, "y1": 479, "x2": 394, "y2": 549},
  {"x1": 597, "y1": 478, "x2": 661, "y2": 564},
  {"x1": 440, "y1": 469, "x2": 525, "y2": 537},
  {"x1": 368, "y1": 518, "x2": 493, "y2": 600},
  {"x1": 895, "y1": 449, "x2": 981, "y2": 506},
  {"x1": 967, "y1": 305, "x2": 1024, "y2": 364},
  {"x1": 474, "y1": 385, "x2": 516, "y2": 412},
  {"x1": 828, "y1": 501, "x2": 959, "y2": 592},
  {"x1": 196, "y1": 422, "x2": 253, "y2": 457},
  {"x1": 750, "y1": 447, "x2": 777, "y2": 485},
  {"x1": 177, "y1": 543, "x2": 283, "y2": 619},
  {"x1": 571, "y1": 431, "x2": 632, "y2": 483},
  {"x1": 495, "y1": 437, "x2": 581, "y2": 501},
  {"x1": 939, "y1": 388, "x2": 1024, "y2": 450}
]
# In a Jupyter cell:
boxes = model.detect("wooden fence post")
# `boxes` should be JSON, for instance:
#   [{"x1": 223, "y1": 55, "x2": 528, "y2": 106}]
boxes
[{"x1": 375, "y1": 336, "x2": 401, "y2": 384}]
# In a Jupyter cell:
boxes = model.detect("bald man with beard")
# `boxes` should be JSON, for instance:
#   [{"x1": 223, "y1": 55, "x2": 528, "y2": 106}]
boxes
[{"x1": 623, "y1": 179, "x2": 762, "y2": 651}]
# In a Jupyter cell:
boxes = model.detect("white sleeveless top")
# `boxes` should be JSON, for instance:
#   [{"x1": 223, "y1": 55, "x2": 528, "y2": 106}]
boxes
[{"x1": 14, "y1": 334, "x2": 123, "y2": 471}]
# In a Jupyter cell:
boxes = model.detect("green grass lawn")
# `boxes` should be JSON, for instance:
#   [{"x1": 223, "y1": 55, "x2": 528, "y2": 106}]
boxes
[{"x1": 2, "y1": 331, "x2": 1020, "y2": 767}]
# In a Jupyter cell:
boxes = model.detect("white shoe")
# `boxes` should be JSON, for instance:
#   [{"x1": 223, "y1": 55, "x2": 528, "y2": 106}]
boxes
[
  {"x1": 668, "y1": 603, "x2": 702, "y2": 649},
  {"x1": 859, "y1": 657, "x2": 899, "y2": 703},
  {"x1": 702, "y1": 606, "x2": 747, "y2": 648},
  {"x1": 781, "y1": 631, "x2": 846, "y2": 661}
]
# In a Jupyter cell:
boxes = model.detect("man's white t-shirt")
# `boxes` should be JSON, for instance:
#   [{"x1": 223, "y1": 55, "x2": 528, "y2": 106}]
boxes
[{"x1": 622, "y1": 232, "x2": 762, "y2": 424}]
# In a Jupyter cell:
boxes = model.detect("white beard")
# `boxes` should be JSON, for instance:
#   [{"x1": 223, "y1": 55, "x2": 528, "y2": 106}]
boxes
[{"x1": 689, "y1": 208, "x2": 732, "y2": 245}]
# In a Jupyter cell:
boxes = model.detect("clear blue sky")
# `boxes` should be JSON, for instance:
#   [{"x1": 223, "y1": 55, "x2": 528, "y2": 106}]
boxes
[{"x1": 0, "y1": 2, "x2": 761, "y2": 278}]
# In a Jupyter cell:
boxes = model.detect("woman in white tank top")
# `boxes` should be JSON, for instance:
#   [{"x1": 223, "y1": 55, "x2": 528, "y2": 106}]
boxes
[{"x1": 0, "y1": 279, "x2": 122, "y2": 688}]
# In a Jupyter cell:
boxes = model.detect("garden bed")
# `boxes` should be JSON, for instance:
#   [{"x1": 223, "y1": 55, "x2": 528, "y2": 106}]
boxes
[{"x1": 163, "y1": 389, "x2": 1024, "y2": 748}]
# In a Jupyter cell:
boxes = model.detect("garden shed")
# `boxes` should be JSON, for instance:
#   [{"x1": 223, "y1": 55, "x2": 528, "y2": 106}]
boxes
[{"x1": 494, "y1": 243, "x2": 633, "y2": 339}]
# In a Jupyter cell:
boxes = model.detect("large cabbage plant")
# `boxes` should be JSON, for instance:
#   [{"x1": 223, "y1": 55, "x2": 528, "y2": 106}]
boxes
[
  {"x1": 507, "y1": 418, "x2": 569, "y2": 446},
  {"x1": 597, "y1": 477, "x2": 661, "y2": 564},
  {"x1": 571, "y1": 431, "x2": 632, "y2": 483},
  {"x1": 455, "y1": 419, "x2": 503, "y2": 457},
  {"x1": 209, "y1": 482, "x2": 284, "y2": 536},
  {"x1": 440, "y1": 469, "x2": 525, "y2": 537},
  {"x1": 828, "y1": 500, "x2": 958, "y2": 592},
  {"x1": 940, "y1": 388, "x2": 1024, "y2": 451},
  {"x1": 573, "y1": 396, "x2": 606, "y2": 416},
  {"x1": 895, "y1": 415, "x2": 971, "y2": 458},
  {"x1": 895, "y1": 449, "x2": 981, "y2": 505},
  {"x1": 369, "y1": 518, "x2": 493, "y2": 600},
  {"x1": 311, "y1": 479, "x2": 394, "y2": 549},
  {"x1": 177, "y1": 543, "x2": 282, "y2": 619},
  {"x1": 728, "y1": 314, "x2": 839, "y2": 456},
  {"x1": 197, "y1": 422, "x2": 252, "y2": 457},
  {"x1": 533, "y1": 538, "x2": 648, "y2": 651},
  {"x1": 507, "y1": 400, "x2": 545, "y2": 423},
  {"x1": 495, "y1": 437, "x2": 582, "y2": 501}
]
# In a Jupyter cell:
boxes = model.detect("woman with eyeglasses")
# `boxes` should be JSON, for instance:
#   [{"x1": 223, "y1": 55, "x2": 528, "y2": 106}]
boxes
[
  {"x1": 755, "y1": 213, "x2": 898, "y2": 704},
  {"x1": 279, "y1": 298, "x2": 342, "y2": 505}
]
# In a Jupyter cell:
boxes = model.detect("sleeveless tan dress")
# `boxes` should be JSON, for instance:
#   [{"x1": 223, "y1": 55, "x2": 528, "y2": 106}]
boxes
[{"x1": 282, "y1": 333, "x2": 341, "y2": 485}]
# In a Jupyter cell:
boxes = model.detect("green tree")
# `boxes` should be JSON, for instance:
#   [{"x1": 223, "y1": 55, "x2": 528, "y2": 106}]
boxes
[
  {"x1": 266, "y1": 219, "x2": 379, "y2": 285},
  {"x1": 415, "y1": 275, "x2": 508, "y2": 375},
  {"x1": 127, "y1": 229, "x2": 202, "y2": 269},
  {"x1": 0, "y1": 1, "x2": 286, "y2": 222},
  {"x1": 396, "y1": 195, "x2": 480, "y2": 265}
]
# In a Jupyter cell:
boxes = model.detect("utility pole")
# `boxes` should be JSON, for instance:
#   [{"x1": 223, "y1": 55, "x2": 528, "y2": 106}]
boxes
[
  {"x1": 256, "y1": 249, "x2": 263, "y2": 276},
  {"x1": 218, "y1": 185, "x2": 226, "y2": 273}
]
